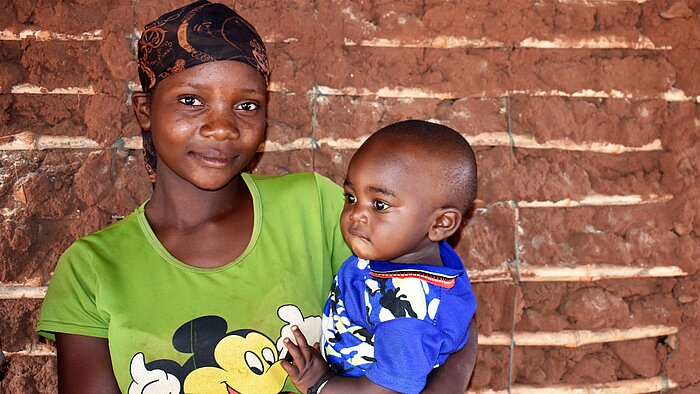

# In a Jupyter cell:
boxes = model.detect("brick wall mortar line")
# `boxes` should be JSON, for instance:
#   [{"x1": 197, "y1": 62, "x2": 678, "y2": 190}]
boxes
[
  {"x1": 344, "y1": 34, "x2": 670, "y2": 50},
  {"x1": 314, "y1": 85, "x2": 700, "y2": 102},
  {"x1": 518, "y1": 193, "x2": 673, "y2": 207},
  {"x1": 0, "y1": 326, "x2": 676, "y2": 360},
  {"x1": 466, "y1": 376, "x2": 676, "y2": 394},
  {"x1": 28, "y1": 133, "x2": 664, "y2": 154},
  {"x1": 10, "y1": 84, "x2": 95, "y2": 95},
  {"x1": 10, "y1": 83, "x2": 697, "y2": 103},
  {"x1": 0, "y1": 264, "x2": 686, "y2": 298},
  {"x1": 480, "y1": 324, "x2": 678, "y2": 347},
  {"x1": 0, "y1": 285, "x2": 47, "y2": 298},
  {"x1": 0, "y1": 29, "x2": 102, "y2": 41}
]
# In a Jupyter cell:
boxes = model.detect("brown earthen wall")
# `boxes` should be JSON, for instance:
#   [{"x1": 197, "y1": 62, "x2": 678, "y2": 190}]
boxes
[{"x1": 1, "y1": 0, "x2": 699, "y2": 392}]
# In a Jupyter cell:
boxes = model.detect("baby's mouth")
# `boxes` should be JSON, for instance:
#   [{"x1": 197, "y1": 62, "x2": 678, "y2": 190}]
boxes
[{"x1": 348, "y1": 228, "x2": 370, "y2": 243}]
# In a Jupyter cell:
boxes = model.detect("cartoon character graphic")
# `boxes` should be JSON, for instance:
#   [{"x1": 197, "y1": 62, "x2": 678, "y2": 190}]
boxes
[
  {"x1": 128, "y1": 305, "x2": 321, "y2": 394},
  {"x1": 183, "y1": 329, "x2": 285, "y2": 393}
]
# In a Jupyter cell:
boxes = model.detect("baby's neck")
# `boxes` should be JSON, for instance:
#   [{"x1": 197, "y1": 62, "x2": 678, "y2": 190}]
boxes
[{"x1": 386, "y1": 243, "x2": 443, "y2": 266}]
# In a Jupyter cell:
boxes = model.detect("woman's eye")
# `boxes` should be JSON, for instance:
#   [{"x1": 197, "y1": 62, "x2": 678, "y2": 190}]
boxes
[
  {"x1": 178, "y1": 96, "x2": 203, "y2": 106},
  {"x1": 344, "y1": 193, "x2": 356, "y2": 204},
  {"x1": 373, "y1": 200, "x2": 389, "y2": 211},
  {"x1": 236, "y1": 101, "x2": 260, "y2": 111}
]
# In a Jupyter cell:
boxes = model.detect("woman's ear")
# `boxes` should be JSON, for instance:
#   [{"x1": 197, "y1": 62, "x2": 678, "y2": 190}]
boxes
[
  {"x1": 132, "y1": 92, "x2": 152, "y2": 131},
  {"x1": 428, "y1": 208, "x2": 463, "y2": 242}
]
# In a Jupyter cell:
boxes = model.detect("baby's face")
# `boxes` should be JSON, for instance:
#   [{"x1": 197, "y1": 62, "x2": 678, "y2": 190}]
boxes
[{"x1": 340, "y1": 142, "x2": 442, "y2": 264}]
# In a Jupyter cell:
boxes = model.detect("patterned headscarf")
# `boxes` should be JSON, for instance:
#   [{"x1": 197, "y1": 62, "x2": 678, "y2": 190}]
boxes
[{"x1": 137, "y1": 0, "x2": 270, "y2": 182}]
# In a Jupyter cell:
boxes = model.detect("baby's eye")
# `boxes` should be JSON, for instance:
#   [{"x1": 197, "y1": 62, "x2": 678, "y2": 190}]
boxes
[
  {"x1": 178, "y1": 96, "x2": 203, "y2": 106},
  {"x1": 236, "y1": 101, "x2": 260, "y2": 111},
  {"x1": 373, "y1": 200, "x2": 389, "y2": 211},
  {"x1": 344, "y1": 193, "x2": 356, "y2": 204}
]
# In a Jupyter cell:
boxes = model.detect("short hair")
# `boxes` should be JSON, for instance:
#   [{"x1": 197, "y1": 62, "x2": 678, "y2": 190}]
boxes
[{"x1": 365, "y1": 120, "x2": 478, "y2": 214}]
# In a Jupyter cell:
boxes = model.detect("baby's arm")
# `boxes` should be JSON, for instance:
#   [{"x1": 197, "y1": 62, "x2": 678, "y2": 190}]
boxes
[
  {"x1": 423, "y1": 317, "x2": 478, "y2": 393},
  {"x1": 281, "y1": 326, "x2": 395, "y2": 394}
]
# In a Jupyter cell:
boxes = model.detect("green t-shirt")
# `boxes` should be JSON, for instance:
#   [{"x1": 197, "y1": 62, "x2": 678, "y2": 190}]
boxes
[{"x1": 37, "y1": 172, "x2": 351, "y2": 393}]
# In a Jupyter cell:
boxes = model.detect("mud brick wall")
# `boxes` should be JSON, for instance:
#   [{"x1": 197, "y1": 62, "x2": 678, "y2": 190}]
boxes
[{"x1": 1, "y1": 0, "x2": 699, "y2": 393}]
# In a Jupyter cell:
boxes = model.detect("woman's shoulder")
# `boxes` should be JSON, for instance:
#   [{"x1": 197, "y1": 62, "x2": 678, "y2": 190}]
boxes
[{"x1": 68, "y1": 203, "x2": 147, "y2": 254}]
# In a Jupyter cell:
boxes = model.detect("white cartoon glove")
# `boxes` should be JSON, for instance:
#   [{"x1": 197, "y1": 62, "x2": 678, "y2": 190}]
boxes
[
  {"x1": 128, "y1": 352, "x2": 181, "y2": 394},
  {"x1": 276, "y1": 304, "x2": 323, "y2": 360}
]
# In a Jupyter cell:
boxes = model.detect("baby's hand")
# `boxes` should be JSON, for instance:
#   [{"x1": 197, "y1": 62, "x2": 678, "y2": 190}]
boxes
[{"x1": 281, "y1": 325, "x2": 333, "y2": 393}]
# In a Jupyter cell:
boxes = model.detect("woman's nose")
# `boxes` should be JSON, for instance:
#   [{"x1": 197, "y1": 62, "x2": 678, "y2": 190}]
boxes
[{"x1": 200, "y1": 109, "x2": 240, "y2": 140}]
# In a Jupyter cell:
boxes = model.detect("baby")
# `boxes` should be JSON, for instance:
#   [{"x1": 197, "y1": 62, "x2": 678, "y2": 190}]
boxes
[{"x1": 283, "y1": 119, "x2": 478, "y2": 394}]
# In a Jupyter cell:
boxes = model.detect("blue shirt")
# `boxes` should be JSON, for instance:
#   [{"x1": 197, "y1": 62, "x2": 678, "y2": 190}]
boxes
[{"x1": 321, "y1": 241, "x2": 477, "y2": 393}]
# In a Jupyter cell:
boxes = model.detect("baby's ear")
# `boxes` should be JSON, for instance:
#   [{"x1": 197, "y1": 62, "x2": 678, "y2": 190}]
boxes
[
  {"x1": 132, "y1": 92, "x2": 152, "y2": 131},
  {"x1": 429, "y1": 208, "x2": 463, "y2": 242}
]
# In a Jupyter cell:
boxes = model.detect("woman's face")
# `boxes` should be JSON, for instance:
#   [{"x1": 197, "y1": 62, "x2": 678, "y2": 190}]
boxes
[{"x1": 134, "y1": 60, "x2": 267, "y2": 191}]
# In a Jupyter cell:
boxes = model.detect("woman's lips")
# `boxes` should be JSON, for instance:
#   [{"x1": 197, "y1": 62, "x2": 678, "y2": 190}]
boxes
[{"x1": 190, "y1": 151, "x2": 237, "y2": 168}]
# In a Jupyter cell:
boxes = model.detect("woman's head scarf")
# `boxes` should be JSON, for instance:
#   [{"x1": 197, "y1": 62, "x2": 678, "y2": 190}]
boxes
[{"x1": 136, "y1": 0, "x2": 269, "y2": 182}]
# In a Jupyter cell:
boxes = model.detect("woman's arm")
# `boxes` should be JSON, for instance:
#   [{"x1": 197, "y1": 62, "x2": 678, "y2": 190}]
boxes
[
  {"x1": 422, "y1": 318, "x2": 478, "y2": 393},
  {"x1": 56, "y1": 333, "x2": 120, "y2": 393}
]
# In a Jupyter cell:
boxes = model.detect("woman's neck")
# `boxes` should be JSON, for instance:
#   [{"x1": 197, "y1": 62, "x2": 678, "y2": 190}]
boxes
[{"x1": 146, "y1": 171, "x2": 250, "y2": 230}]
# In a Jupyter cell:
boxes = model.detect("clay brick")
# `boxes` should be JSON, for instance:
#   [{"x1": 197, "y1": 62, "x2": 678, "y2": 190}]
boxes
[
  {"x1": 517, "y1": 280, "x2": 682, "y2": 330},
  {"x1": 314, "y1": 47, "x2": 509, "y2": 96},
  {"x1": 237, "y1": 1, "x2": 316, "y2": 42},
  {"x1": 530, "y1": 2, "x2": 636, "y2": 37},
  {"x1": 516, "y1": 282, "x2": 570, "y2": 332},
  {"x1": 611, "y1": 338, "x2": 662, "y2": 377},
  {"x1": 477, "y1": 147, "x2": 665, "y2": 202},
  {"x1": 454, "y1": 202, "x2": 515, "y2": 271},
  {"x1": 250, "y1": 149, "x2": 315, "y2": 177},
  {"x1": 18, "y1": 42, "x2": 107, "y2": 91},
  {"x1": 0, "y1": 355, "x2": 57, "y2": 394},
  {"x1": 469, "y1": 346, "x2": 510, "y2": 390},
  {"x1": 667, "y1": 325, "x2": 700, "y2": 385},
  {"x1": 0, "y1": 45, "x2": 27, "y2": 95},
  {"x1": 99, "y1": 5, "x2": 137, "y2": 82},
  {"x1": 266, "y1": 92, "x2": 313, "y2": 145},
  {"x1": 473, "y1": 282, "x2": 518, "y2": 335},
  {"x1": 3, "y1": 0, "x2": 122, "y2": 33},
  {"x1": 1, "y1": 95, "x2": 87, "y2": 137},
  {"x1": 318, "y1": 0, "x2": 484, "y2": 43},
  {"x1": 510, "y1": 49, "x2": 676, "y2": 95},
  {"x1": 512, "y1": 347, "x2": 565, "y2": 385},
  {"x1": 0, "y1": 298, "x2": 44, "y2": 352},
  {"x1": 510, "y1": 96, "x2": 667, "y2": 147},
  {"x1": 560, "y1": 347, "x2": 623, "y2": 384},
  {"x1": 512, "y1": 345, "x2": 625, "y2": 385},
  {"x1": 315, "y1": 96, "x2": 506, "y2": 141},
  {"x1": 666, "y1": 48, "x2": 700, "y2": 95},
  {"x1": 83, "y1": 95, "x2": 134, "y2": 145},
  {"x1": 266, "y1": 42, "x2": 315, "y2": 92},
  {"x1": 311, "y1": 146, "x2": 355, "y2": 186},
  {"x1": 640, "y1": 2, "x2": 700, "y2": 48},
  {"x1": 518, "y1": 204, "x2": 680, "y2": 268},
  {"x1": 559, "y1": 286, "x2": 631, "y2": 330}
]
